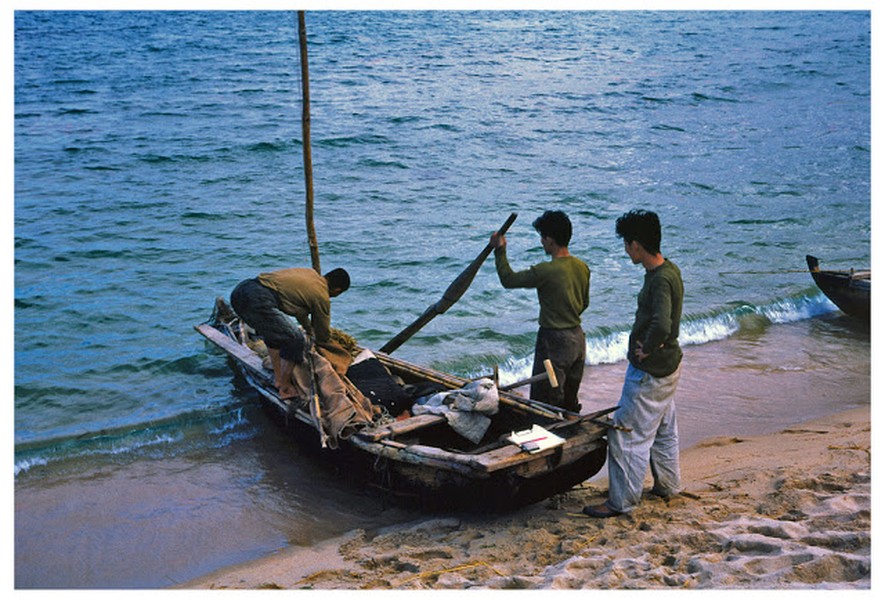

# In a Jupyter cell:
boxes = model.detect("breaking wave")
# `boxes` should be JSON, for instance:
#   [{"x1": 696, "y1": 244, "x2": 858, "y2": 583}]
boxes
[{"x1": 499, "y1": 291, "x2": 838, "y2": 383}]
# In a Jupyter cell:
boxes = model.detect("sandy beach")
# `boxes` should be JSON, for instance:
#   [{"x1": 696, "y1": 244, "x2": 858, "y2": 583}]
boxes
[
  {"x1": 183, "y1": 403, "x2": 870, "y2": 590},
  {"x1": 182, "y1": 318, "x2": 872, "y2": 591}
]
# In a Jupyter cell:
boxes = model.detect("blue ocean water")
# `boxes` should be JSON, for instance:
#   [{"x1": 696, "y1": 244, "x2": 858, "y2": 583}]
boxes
[{"x1": 13, "y1": 10, "x2": 870, "y2": 588}]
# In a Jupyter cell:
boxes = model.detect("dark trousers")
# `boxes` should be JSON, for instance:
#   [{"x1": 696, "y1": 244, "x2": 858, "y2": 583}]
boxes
[
  {"x1": 230, "y1": 278, "x2": 305, "y2": 362},
  {"x1": 530, "y1": 326, "x2": 586, "y2": 412}
]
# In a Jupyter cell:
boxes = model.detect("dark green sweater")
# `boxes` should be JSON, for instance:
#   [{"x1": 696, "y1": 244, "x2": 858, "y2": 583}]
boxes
[
  {"x1": 629, "y1": 259, "x2": 683, "y2": 377},
  {"x1": 494, "y1": 248, "x2": 590, "y2": 330}
]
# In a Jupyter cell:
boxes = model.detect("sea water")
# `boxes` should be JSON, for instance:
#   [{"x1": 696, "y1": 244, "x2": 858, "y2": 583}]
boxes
[{"x1": 13, "y1": 11, "x2": 870, "y2": 588}]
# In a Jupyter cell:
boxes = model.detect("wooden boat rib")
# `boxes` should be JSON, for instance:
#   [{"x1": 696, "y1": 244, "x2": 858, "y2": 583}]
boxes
[
  {"x1": 196, "y1": 300, "x2": 611, "y2": 510},
  {"x1": 806, "y1": 255, "x2": 870, "y2": 321}
]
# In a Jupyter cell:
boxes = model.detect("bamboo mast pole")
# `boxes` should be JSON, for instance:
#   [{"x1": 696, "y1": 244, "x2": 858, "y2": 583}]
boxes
[
  {"x1": 298, "y1": 11, "x2": 321, "y2": 273},
  {"x1": 297, "y1": 11, "x2": 328, "y2": 448}
]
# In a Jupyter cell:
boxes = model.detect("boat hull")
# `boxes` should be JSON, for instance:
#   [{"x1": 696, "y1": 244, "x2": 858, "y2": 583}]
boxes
[
  {"x1": 806, "y1": 255, "x2": 870, "y2": 321},
  {"x1": 196, "y1": 303, "x2": 610, "y2": 511},
  {"x1": 261, "y1": 404, "x2": 606, "y2": 510}
]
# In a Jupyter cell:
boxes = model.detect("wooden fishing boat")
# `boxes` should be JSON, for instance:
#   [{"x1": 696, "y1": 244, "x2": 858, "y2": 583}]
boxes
[
  {"x1": 806, "y1": 255, "x2": 870, "y2": 321},
  {"x1": 194, "y1": 15, "x2": 609, "y2": 511},
  {"x1": 196, "y1": 298, "x2": 611, "y2": 511}
]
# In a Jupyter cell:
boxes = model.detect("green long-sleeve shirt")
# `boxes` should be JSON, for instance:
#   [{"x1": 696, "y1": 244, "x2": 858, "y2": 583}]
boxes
[
  {"x1": 629, "y1": 259, "x2": 683, "y2": 377},
  {"x1": 494, "y1": 247, "x2": 590, "y2": 330}
]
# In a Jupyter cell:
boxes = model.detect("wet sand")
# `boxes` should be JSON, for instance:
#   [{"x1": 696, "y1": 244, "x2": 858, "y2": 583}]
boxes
[
  {"x1": 182, "y1": 317, "x2": 871, "y2": 590},
  {"x1": 183, "y1": 407, "x2": 870, "y2": 590}
]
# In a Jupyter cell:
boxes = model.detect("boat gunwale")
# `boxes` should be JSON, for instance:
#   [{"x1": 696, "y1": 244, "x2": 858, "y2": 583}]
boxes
[{"x1": 194, "y1": 321, "x2": 607, "y2": 475}]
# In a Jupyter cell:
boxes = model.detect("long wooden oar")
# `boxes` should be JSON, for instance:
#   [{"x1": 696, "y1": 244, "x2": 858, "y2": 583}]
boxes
[{"x1": 380, "y1": 212, "x2": 518, "y2": 354}]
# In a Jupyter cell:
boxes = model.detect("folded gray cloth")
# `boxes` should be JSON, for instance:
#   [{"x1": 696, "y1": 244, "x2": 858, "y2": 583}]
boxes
[{"x1": 412, "y1": 378, "x2": 500, "y2": 443}]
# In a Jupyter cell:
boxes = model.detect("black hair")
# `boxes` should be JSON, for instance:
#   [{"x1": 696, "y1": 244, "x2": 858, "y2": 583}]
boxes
[
  {"x1": 615, "y1": 209, "x2": 662, "y2": 255},
  {"x1": 532, "y1": 210, "x2": 572, "y2": 247},
  {"x1": 324, "y1": 268, "x2": 351, "y2": 293}
]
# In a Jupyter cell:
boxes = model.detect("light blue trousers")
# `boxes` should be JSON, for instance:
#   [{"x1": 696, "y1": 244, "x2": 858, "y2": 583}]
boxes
[{"x1": 605, "y1": 362, "x2": 682, "y2": 513}]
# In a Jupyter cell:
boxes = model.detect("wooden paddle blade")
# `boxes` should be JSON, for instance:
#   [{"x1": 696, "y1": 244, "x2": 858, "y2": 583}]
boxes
[
  {"x1": 438, "y1": 212, "x2": 518, "y2": 311},
  {"x1": 378, "y1": 304, "x2": 439, "y2": 354},
  {"x1": 380, "y1": 213, "x2": 518, "y2": 354}
]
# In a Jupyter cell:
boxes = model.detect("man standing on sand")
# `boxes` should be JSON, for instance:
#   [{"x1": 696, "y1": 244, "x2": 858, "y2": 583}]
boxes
[
  {"x1": 490, "y1": 210, "x2": 590, "y2": 412},
  {"x1": 584, "y1": 209, "x2": 684, "y2": 518},
  {"x1": 230, "y1": 267, "x2": 350, "y2": 400}
]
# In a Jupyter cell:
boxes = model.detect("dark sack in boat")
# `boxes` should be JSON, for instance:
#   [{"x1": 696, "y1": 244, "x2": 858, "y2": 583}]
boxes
[{"x1": 346, "y1": 358, "x2": 412, "y2": 416}]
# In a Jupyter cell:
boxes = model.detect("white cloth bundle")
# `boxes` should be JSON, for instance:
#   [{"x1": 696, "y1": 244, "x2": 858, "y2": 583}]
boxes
[{"x1": 412, "y1": 378, "x2": 500, "y2": 443}]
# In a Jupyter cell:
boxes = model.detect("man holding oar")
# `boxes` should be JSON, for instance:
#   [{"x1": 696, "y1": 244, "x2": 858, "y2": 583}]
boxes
[
  {"x1": 584, "y1": 209, "x2": 684, "y2": 518},
  {"x1": 490, "y1": 210, "x2": 590, "y2": 413}
]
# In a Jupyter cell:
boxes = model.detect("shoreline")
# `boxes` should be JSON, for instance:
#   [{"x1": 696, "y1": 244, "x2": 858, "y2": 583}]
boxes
[{"x1": 181, "y1": 405, "x2": 871, "y2": 590}]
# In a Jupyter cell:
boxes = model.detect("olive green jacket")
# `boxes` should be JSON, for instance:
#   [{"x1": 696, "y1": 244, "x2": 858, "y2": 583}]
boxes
[
  {"x1": 257, "y1": 268, "x2": 331, "y2": 343},
  {"x1": 494, "y1": 248, "x2": 590, "y2": 330},
  {"x1": 629, "y1": 259, "x2": 683, "y2": 377}
]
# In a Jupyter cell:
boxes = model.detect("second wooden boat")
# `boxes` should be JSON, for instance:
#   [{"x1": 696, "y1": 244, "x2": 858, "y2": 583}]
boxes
[{"x1": 806, "y1": 255, "x2": 870, "y2": 321}]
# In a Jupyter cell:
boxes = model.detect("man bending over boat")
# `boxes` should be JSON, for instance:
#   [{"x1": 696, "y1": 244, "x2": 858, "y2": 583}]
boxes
[
  {"x1": 583, "y1": 209, "x2": 684, "y2": 518},
  {"x1": 490, "y1": 210, "x2": 590, "y2": 412},
  {"x1": 230, "y1": 267, "x2": 350, "y2": 400}
]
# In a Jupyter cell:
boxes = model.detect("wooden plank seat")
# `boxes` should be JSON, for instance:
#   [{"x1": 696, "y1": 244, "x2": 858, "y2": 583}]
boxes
[{"x1": 357, "y1": 413, "x2": 447, "y2": 442}]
